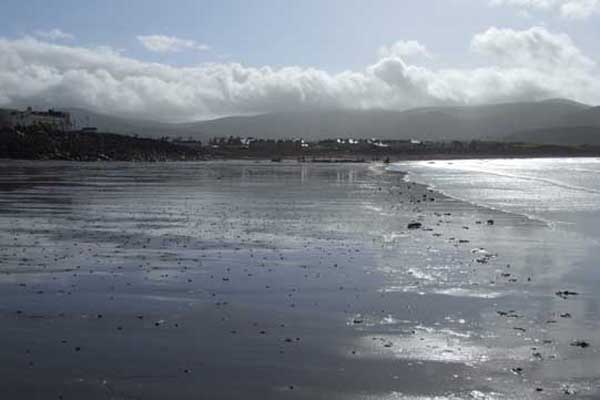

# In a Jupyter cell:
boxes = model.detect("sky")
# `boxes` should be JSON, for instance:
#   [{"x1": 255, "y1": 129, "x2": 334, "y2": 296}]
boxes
[{"x1": 0, "y1": 0, "x2": 599, "y2": 121}]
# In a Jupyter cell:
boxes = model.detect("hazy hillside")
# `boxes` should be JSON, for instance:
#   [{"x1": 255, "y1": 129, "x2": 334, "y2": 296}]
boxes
[
  {"x1": 504, "y1": 126, "x2": 600, "y2": 146},
  {"x1": 561, "y1": 106, "x2": 600, "y2": 127},
  {"x1": 191, "y1": 100, "x2": 593, "y2": 142},
  {"x1": 3, "y1": 99, "x2": 595, "y2": 144},
  {"x1": 64, "y1": 108, "x2": 178, "y2": 137},
  {"x1": 192, "y1": 109, "x2": 468, "y2": 141}
]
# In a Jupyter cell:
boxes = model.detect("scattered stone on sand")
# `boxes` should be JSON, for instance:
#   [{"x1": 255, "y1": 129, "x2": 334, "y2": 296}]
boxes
[{"x1": 562, "y1": 385, "x2": 578, "y2": 395}]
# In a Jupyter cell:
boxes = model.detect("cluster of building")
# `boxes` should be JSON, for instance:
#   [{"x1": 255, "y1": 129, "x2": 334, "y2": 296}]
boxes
[
  {"x1": 238, "y1": 137, "x2": 310, "y2": 149},
  {"x1": 204, "y1": 136, "x2": 425, "y2": 150},
  {"x1": 333, "y1": 138, "x2": 421, "y2": 147},
  {"x1": 0, "y1": 107, "x2": 72, "y2": 132}
]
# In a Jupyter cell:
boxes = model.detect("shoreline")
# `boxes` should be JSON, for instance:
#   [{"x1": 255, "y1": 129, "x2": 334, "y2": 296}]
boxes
[
  {"x1": 388, "y1": 163, "x2": 554, "y2": 229},
  {"x1": 2, "y1": 152, "x2": 600, "y2": 164},
  {"x1": 0, "y1": 160, "x2": 598, "y2": 399}
]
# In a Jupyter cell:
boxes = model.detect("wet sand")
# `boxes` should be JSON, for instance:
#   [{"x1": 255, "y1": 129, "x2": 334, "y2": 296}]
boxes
[{"x1": 0, "y1": 160, "x2": 598, "y2": 399}]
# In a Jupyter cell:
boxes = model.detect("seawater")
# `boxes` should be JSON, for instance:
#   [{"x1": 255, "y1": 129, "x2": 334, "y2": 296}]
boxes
[{"x1": 392, "y1": 158, "x2": 600, "y2": 238}]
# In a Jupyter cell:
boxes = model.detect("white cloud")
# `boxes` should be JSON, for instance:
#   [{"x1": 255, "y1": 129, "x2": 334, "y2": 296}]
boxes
[
  {"x1": 137, "y1": 35, "x2": 210, "y2": 53},
  {"x1": 490, "y1": 0, "x2": 600, "y2": 19},
  {"x1": 560, "y1": 0, "x2": 600, "y2": 17},
  {"x1": 378, "y1": 40, "x2": 432, "y2": 60},
  {"x1": 34, "y1": 29, "x2": 74, "y2": 41},
  {"x1": 471, "y1": 26, "x2": 595, "y2": 70},
  {"x1": 0, "y1": 27, "x2": 598, "y2": 122}
]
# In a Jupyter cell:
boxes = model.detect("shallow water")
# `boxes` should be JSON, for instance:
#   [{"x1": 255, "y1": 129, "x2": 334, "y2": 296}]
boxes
[
  {"x1": 0, "y1": 160, "x2": 598, "y2": 399},
  {"x1": 392, "y1": 158, "x2": 600, "y2": 238}
]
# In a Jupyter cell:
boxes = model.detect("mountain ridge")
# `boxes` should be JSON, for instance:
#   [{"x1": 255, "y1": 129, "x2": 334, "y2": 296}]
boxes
[{"x1": 3, "y1": 99, "x2": 599, "y2": 145}]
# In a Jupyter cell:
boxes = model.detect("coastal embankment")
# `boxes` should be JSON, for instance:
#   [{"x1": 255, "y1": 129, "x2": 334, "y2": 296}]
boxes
[{"x1": 3, "y1": 126, "x2": 600, "y2": 162}]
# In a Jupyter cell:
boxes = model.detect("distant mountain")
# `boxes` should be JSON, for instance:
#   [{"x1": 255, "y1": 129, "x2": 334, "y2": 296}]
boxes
[
  {"x1": 63, "y1": 108, "x2": 178, "y2": 137},
  {"x1": 5, "y1": 99, "x2": 596, "y2": 144},
  {"x1": 504, "y1": 126, "x2": 600, "y2": 146},
  {"x1": 561, "y1": 106, "x2": 600, "y2": 127},
  {"x1": 189, "y1": 100, "x2": 593, "y2": 142},
  {"x1": 190, "y1": 109, "x2": 469, "y2": 141}
]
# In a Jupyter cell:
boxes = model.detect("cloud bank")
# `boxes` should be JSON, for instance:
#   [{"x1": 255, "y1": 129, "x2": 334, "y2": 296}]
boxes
[
  {"x1": 0, "y1": 27, "x2": 598, "y2": 121},
  {"x1": 490, "y1": 0, "x2": 600, "y2": 18},
  {"x1": 137, "y1": 35, "x2": 210, "y2": 53}
]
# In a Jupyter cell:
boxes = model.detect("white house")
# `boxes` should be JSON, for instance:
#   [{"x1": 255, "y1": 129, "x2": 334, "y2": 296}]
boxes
[{"x1": 2, "y1": 107, "x2": 72, "y2": 131}]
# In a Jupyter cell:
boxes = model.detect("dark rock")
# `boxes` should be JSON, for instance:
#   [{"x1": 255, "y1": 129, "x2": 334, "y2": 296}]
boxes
[
  {"x1": 407, "y1": 222, "x2": 422, "y2": 230},
  {"x1": 556, "y1": 290, "x2": 579, "y2": 299},
  {"x1": 571, "y1": 340, "x2": 590, "y2": 348},
  {"x1": 497, "y1": 310, "x2": 520, "y2": 318}
]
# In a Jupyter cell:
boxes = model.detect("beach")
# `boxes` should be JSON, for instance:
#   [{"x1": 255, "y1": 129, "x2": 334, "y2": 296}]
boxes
[{"x1": 0, "y1": 159, "x2": 599, "y2": 399}]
